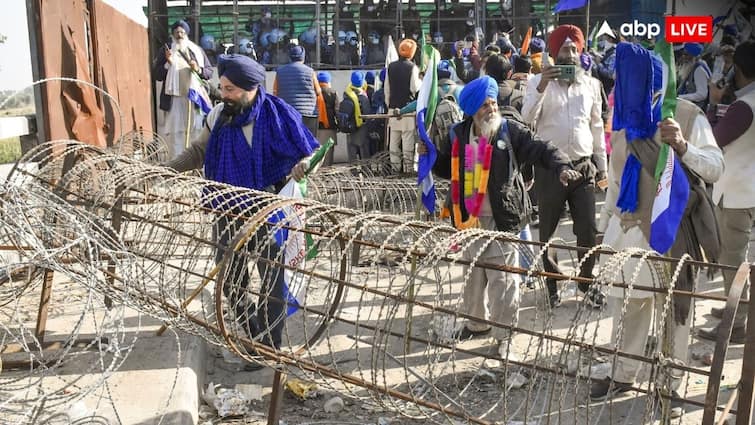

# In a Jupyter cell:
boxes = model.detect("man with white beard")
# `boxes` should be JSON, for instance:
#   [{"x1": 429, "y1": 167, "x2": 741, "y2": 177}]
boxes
[
  {"x1": 424, "y1": 76, "x2": 580, "y2": 349},
  {"x1": 677, "y1": 42, "x2": 712, "y2": 111},
  {"x1": 153, "y1": 20, "x2": 214, "y2": 158}
]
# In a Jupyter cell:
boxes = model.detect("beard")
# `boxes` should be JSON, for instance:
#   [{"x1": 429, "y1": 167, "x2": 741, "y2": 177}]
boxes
[
  {"x1": 678, "y1": 62, "x2": 694, "y2": 82},
  {"x1": 222, "y1": 97, "x2": 254, "y2": 117},
  {"x1": 477, "y1": 112, "x2": 502, "y2": 140},
  {"x1": 172, "y1": 36, "x2": 187, "y2": 50},
  {"x1": 556, "y1": 55, "x2": 579, "y2": 65}
]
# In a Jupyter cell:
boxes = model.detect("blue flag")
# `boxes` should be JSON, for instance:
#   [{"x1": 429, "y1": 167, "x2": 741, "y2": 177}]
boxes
[
  {"x1": 416, "y1": 45, "x2": 440, "y2": 214},
  {"x1": 553, "y1": 0, "x2": 588, "y2": 13}
]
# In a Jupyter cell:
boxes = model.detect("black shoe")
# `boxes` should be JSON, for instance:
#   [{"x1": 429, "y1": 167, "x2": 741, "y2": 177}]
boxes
[
  {"x1": 578, "y1": 284, "x2": 605, "y2": 308},
  {"x1": 710, "y1": 306, "x2": 724, "y2": 319},
  {"x1": 549, "y1": 294, "x2": 561, "y2": 308},
  {"x1": 656, "y1": 390, "x2": 684, "y2": 419},
  {"x1": 697, "y1": 325, "x2": 746, "y2": 344},
  {"x1": 670, "y1": 391, "x2": 684, "y2": 419},
  {"x1": 243, "y1": 361, "x2": 265, "y2": 372},
  {"x1": 453, "y1": 326, "x2": 491, "y2": 340},
  {"x1": 590, "y1": 377, "x2": 633, "y2": 400}
]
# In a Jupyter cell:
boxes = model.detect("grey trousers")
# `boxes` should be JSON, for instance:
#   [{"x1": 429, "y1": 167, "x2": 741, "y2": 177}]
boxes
[
  {"x1": 716, "y1": 203, "x2": 754, "y2": 326},
  {"x1": 347, "y1": 126, "x2": 370, "y2": 162},
  {"x1": 388, "y1": 127, "x2": 416, "y2": 173},
  {"x1": 461, "y1": 216, "x2": 520, "y2": 341}
]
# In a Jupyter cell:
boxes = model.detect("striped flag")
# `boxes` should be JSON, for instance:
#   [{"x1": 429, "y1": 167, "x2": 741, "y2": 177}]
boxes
[
  {"x1": 649, "y1": 39, "x2": 689, "y2": 254},
  {"x1": 385, "y1": 35, "x2": 399, "y2": 68},
  {"x1": 188, "y1": 86, "x2": 212, "y2": 114},
  {"x1": 416, "y1": 45, "x2": 440, "y2": 214},
  {"x1": 270, "y1": 140, "x2": 334, "y2": 315},
  {"x1": 376, "y1": 35, "x2": 400, "y2": 91}
]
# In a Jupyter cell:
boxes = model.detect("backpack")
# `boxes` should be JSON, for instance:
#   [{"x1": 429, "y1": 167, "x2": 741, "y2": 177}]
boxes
[
  {"x1": 336, "y1": 96, "x2": 358, "y2": 134},
  {"x1": 495, "y1": 120, "x2": 533, "y2": 232},
  {"x1": 495, "y1": 81, "x2": 528, "y2": 126},
  {"x1": 498, "y1": 80, "x2": 525, "y2": 111},
  {"x1": 431, "y1": 95, "x2": 463, "y2": 147}
]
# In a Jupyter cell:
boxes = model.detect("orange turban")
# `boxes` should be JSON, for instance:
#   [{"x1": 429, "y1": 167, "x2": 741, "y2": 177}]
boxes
[
  {"x1": 548, "y1": 24, "x2": 584, "y2": 54},
  {"x1": 399, "y1": 39, "x2": 417, "y2": 58}
]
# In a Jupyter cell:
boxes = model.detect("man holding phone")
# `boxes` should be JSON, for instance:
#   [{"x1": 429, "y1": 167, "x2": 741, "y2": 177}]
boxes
[{"x1": 521, "y1": 24, "x2": 607, "y2": 308}]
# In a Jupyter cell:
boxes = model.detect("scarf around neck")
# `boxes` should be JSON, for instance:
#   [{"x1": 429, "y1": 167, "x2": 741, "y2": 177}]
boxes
[
  {"x1": 344, "y1": 84, "x2": 364, "y2": 128},
  {"x1": 613, "y1": 42, "x2": 662, "y2": 213},
  {"x1": 450, "y1": 132, "x2": 493, "y2": 230},
  {"x1": 317, "y1": 83, "x2": 331, "y2": 129},
  {"x1": 204, "y1": 86, "x2": 319, "y2": 196}
]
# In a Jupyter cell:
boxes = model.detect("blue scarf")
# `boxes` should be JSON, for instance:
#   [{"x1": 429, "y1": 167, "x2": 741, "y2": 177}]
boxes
[
  {"x1": 204, "y1": 86, "x2": 319, "y2": 199},
  {"x1": 612, "y1": 42, "x2": 663, "y2": 213}
]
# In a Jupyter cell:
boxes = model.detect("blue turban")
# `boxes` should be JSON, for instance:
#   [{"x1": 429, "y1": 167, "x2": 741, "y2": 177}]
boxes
[
  {"x1": 438, "y1": 60, "x2": 452, "y2": 79},
  {"x1": 530, "y1": 37, "x2": 545, "y2": 53},
  {"x1": 379, "y1": 68, "x2": 386, "y2": 82},
  {"x1": 317, "y1": 71, "x2": 331, "y2": 83},
  {"x1": 458, "y1": 76, "x2": 498, "y2": 116},
  {"x1": 684, "y1": 42, "x2": 703, "y2": 57},
  {"x1": 218, "y1": 54, "x2": 266, "y2": 90},
  {"x1": 351, "y1": 71, "x2": 365, "y2": 87},
  {"x1": 365, "y1": 71, "x2": 375, "y2": 85},
  {"x1": 289, "y1": 45, "x2": 305, "y2": 61},
  {"x1": 171, "y1": 20, "x2": 190, "y2": 35},
  {"x1": 612, "y1": 42, "x2": 664, "y2": 214}
]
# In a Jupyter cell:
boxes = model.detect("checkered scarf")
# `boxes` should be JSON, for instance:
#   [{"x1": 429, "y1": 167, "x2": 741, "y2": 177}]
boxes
[{"x1": 204, "y1": 86, "x2": 318, "y2": 196}]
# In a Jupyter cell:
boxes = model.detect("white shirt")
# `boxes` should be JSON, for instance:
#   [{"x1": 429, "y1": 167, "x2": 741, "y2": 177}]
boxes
[
  {"x1": 522, "y1": 71, "x2": 607, "y2": 171},
  {"x1": 679, "y1": 64, "x2": 710, "y2": 103}
]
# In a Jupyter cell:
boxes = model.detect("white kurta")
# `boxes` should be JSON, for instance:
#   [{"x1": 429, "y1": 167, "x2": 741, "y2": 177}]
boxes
[{"x1": 597, "y1": 105, "x2": 723, "y2": 386}]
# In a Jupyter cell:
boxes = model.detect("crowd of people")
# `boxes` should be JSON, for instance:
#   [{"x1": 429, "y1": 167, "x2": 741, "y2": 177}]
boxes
[
  {"x1": 174, "y1": 0, "x2": 517, "y2": 67},
  {"x1": 154, "y1": 13, "x2": 755, "y2": 415}
]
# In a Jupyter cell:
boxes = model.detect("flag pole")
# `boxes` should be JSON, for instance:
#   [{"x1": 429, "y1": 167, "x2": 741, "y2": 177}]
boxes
[{"x1": 585, "y1": 0, "x2": 591, "y2": 39}]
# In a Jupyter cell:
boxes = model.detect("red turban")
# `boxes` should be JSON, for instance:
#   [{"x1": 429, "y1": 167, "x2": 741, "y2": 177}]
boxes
[{"x1": 548, "y1": 24, "x2": 585, "y2": 54}]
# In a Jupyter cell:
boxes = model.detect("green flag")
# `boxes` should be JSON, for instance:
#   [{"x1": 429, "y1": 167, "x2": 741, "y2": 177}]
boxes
[
  {"x1": 655, "y1": 38, "x2": 677, "y2": 120},
  {"x1": 417, "y1": 30, "x2": 427, "y2": 72}
]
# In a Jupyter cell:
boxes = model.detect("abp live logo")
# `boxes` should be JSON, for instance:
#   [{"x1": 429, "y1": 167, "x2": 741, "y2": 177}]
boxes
[{"x1": 601, "y1": 16, "x2": 712, "y2": 43}]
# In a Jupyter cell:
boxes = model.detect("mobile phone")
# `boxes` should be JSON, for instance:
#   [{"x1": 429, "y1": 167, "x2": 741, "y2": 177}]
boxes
[
  {"x1": 552, "y1": 64, "x2": 576, "y2": 82},
  {"x1": 541, "y1": 50, "x2": 551, "y2": 68}
]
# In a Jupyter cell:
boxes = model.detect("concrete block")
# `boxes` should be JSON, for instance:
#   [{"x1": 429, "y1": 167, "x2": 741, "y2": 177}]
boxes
[{"x1": 97, "y1": 332, "x2": 207, "y2": 425}]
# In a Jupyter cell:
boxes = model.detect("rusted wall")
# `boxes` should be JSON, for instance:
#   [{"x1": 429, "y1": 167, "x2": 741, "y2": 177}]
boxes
[
  {"x1": 33, "y1": 0, "x2": 152, "y2": 148},
  {"x1": 90, "y1": 0, "x2": 153, "y2": 145}
]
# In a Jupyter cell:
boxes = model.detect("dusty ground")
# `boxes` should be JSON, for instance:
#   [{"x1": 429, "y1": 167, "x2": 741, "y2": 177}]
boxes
[
  {"x1": 1, "y1": 189, "x2": 749, "y2": 425},
  {"x1": 200, "y1": 192, "x2": 754, "y2": 425}
]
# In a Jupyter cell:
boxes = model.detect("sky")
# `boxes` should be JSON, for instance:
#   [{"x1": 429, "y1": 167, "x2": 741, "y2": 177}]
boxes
[
  {"x1": 0, "y1": 0, "x2": 147, "y2": 91},
  {"x1": 0, "y1": 1, "x2": 33, "y2": 91}
]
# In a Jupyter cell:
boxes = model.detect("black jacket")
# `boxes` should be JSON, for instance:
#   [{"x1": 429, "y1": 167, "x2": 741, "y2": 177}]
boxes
[{"x1": 433, "y1": 118, "x2": 571, "y2": 232}]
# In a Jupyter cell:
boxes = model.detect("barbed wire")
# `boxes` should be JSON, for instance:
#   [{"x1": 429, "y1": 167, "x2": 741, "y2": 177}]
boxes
[{"x1": 0, "y1": 138, "x2": 746, "y2": 424}]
